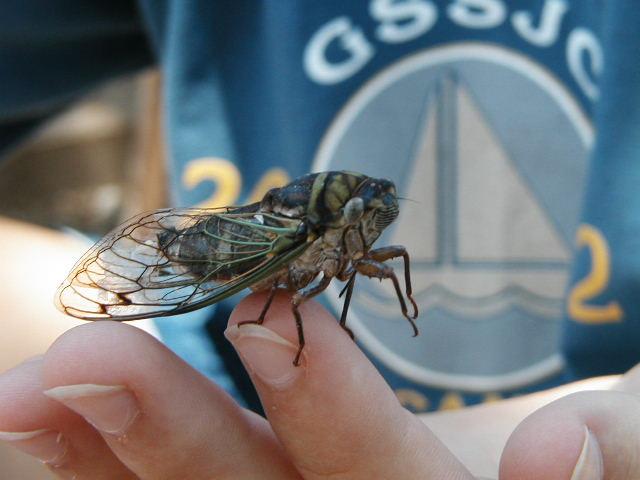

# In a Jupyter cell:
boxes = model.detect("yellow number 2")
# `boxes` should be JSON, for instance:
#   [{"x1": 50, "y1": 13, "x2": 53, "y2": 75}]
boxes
[
  {"x1": 182, "y1": 157, "x2": 291, "y2": 209},
  {"x1": 567, "y1": 224, "x2": 623, "y2": 324},
  {"x1": 182, "y1": 157, "x2": 242, "y2": 208}
]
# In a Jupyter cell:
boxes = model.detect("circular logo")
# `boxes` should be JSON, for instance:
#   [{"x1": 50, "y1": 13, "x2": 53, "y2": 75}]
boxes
[{"x1": 313, "y1": 44, "x2": 592, "y2": 392}]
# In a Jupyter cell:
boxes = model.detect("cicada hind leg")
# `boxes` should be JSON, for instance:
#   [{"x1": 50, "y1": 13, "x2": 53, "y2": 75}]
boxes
[
  {"x1": 237, "y1": 277, "x2": 334, "y2": 366},
  {"x1": 237, "y1": 283, "x2": 279, "y2": 328}
]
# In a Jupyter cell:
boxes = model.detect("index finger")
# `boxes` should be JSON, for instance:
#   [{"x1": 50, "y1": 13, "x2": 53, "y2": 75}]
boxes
[{"x1": 226, "y1": 291, "x2": 473, "y2": 480}]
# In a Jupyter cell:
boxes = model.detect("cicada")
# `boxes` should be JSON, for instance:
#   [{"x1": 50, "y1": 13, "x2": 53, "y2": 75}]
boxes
[{"x1": 56, "y1": 171, "x2": 418, "y2": 365}]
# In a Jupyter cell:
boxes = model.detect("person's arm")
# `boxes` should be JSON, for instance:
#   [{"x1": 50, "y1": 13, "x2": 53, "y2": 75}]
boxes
[{"x1": 0, "y1": 217, "x2": 87, "y2": 373}]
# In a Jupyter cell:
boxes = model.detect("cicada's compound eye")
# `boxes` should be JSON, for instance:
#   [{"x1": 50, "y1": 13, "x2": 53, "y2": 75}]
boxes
[
  {"x1": 343, "y1": 197, "x2": 364, "y2": 224},
  {"x1": 374, "y1": 184, "x2": 399, "y2": 231}
]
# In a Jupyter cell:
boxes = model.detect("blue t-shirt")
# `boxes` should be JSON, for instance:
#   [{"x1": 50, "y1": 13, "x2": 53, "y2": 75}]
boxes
[{"x1": 2, "y1": 0, "x2": 639, "y2": 412}]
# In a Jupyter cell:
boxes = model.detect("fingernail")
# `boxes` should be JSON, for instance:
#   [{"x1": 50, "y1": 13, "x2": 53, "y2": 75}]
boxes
[
  {"x1": 0, "y1": 429, "x2": 68, "y2": 466},
  {"x1": 44, "y1": 384, "x2": 140, "y2": 436},
  {"x1": 225, "y1": 324, "x2": 304, "y2": 389},
  {"x1": 571, "y1": 426, "x2": 604, "y2": 480}
]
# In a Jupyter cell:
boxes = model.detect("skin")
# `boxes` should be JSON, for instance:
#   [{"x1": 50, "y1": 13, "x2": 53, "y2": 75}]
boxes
[{"x1": 2, "y1": 218, "x2": 640, "y2": 479}]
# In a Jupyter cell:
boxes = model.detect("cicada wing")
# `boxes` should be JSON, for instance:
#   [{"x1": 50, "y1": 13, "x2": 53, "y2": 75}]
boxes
[{"x1": 55, "y1": 207, "x2": 308, "y2": 320}]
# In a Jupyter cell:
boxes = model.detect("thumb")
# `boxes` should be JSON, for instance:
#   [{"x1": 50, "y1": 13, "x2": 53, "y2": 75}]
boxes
[
  {"x1": 226, "y1": 291, "x2": 473, "y2": 480},
  {"x1": 500, "y1": 390, "x2": 640, "y2": 479}
]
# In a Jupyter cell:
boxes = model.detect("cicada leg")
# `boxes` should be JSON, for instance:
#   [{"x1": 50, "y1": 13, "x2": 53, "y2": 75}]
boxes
[
  {"x1": 338, "y1": 273, "x2": 356, "y2": 340},
  {"x1": 352, "y1": 256, "x2": 419, "y2": 337},
  {"x1": 238, "y1": 283, "x2": 279, "y2": 327},
  {"x1": 367, "y1": 246, "x2": 418, "y2": 320},
  {"x1": 291, "y1": 275, "x2": 333, "y2": 366}
]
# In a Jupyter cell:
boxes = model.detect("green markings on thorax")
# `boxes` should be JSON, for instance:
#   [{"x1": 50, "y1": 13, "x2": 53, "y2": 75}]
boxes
[{"x1": 308, "y1": 171, "x2": 366, "y2": 228}]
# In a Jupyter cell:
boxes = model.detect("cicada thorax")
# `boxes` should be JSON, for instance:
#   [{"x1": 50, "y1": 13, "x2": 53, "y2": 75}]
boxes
[
  {"x1": 258, "y1": 171, "x2": 368, "y2": 230},
  {"x1": 256, "y1": 171, "x2": 401, "y2": 289},
  {"x1": 306, "y1": 171, "x2": 369, "y2": 231},
  {"x1": 243, "y1": 172, "x2": 360, "y2": 291}
]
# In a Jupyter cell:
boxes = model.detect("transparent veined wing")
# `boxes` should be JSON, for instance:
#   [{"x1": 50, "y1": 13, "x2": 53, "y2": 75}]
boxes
[{"x1": 55, "y1": 206, "x2": 309, "y2": 320}]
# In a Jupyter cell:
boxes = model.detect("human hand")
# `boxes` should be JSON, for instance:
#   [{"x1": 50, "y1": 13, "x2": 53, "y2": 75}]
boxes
[{"x1": 0, "y1": 292, "x2": 638, "y2": 479}]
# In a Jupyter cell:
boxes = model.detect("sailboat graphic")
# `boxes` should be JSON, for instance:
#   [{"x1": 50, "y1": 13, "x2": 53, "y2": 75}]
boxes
[
  {"x1": 364, "y1": 72, "x2": 571, "y2": 319},
  {"x1": 315, "y1": 45, "x2": 591, "y2": 390}
]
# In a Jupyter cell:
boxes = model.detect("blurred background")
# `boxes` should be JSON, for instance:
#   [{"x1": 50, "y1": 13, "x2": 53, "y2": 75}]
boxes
[
  {"x1": 0, "y1": 70, "x2": 167, "y2": 233},
  {"x1": 0, "y1": 69, "x2": 165, "y2": 479}
]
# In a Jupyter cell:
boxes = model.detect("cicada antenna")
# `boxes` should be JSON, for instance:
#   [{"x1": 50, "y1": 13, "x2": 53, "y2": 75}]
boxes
[{"x1": 396, "y1": 196, "x2": 419, "y2": 204}]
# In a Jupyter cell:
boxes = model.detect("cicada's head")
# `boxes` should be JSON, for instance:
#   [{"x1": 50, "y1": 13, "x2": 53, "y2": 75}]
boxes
[
  {"x1": 307, "y1": 171, "x2": 399, "y2": 245},
  {"x1": 348, "y1": 177, "x2": 399, "y2": 246}
]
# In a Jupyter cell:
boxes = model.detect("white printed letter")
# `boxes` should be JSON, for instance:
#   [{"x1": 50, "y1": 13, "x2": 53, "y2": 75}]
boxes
[
  {"x1": 512, "y1": 0, "x2": 569, "y2": 47},
  {"x1": 567, "y1": 28, "x2": 602, "y2": 101},
  {"x1": 370, "y1": 0, "x2": 438, "y2": 44},
  {"x1": 304, "y1": 17, "x2": 374, "y2": 85},
  {"x1": 447, "y1": 0, "x2": 506, "y2": 29}
]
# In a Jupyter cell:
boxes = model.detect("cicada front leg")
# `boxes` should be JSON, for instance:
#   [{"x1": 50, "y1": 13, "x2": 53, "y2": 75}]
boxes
[
  {"x1": 352, "y1": 250, "x2": 419, "y2": 337},
  {"x1": 291, "y1": 275, "x2": 333, "y2": 366},
  {"x1": 366, "y1": 245, "x2": 418, "y2": 320}
]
